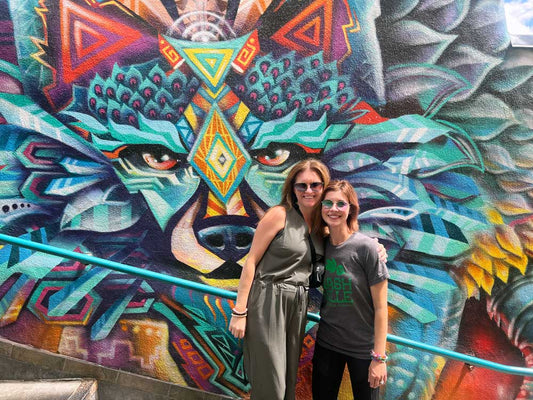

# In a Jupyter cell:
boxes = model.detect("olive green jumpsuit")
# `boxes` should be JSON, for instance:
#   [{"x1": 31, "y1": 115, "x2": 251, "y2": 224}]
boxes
[{"x1": 244, "y1": 207, "x2": 321, "y2": 400}]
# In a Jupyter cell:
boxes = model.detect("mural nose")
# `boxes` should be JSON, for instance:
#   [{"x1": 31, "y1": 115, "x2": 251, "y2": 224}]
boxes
[{"x1": 197, "y1": 225, "x2": 254, "y2": 262}]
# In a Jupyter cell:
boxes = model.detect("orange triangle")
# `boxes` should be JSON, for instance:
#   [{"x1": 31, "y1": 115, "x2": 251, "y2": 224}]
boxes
[
  {"x1": 73, "y1": 20, "x2": 108, "y2": 60},
  {"x1": 61, "y1": 0, "x2": 143, "y2": 83},
  {"x1": 293, "y1": 16, "x2": 321, "y2": 47},
  {"x1": 271, "y1": 0, "x2": 332, "y2": 56}
]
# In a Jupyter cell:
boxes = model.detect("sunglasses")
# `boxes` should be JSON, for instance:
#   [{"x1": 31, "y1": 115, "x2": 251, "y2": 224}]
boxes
[
  {"x1": 321, "y1": 200, "x2": 349, "y2": 210},
  {"x1": 294, "y1": 182, "x2": 323, "y2": 192}
]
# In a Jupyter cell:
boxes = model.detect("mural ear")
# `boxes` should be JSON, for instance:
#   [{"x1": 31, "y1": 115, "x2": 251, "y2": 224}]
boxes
[{"x1": 10, "y1": 0, "x2": 160, "y2": 111}]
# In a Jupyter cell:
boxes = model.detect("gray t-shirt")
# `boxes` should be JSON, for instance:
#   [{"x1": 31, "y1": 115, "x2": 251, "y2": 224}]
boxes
[{"x1": 316, "y1": 231, "x2": 389, "y2": 359}]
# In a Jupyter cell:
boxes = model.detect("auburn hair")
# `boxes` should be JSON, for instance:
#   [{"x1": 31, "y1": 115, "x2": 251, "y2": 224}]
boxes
[
  {"x1": 279, "y1": 158, "x2": 330, "y2": 209},
  {"x1": 312, "y1": 180, "x2": 360, "y2": 237}
]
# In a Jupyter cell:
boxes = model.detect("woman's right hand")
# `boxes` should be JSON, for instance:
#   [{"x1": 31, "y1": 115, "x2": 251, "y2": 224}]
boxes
[{"x1": 229, "y1": 316, "x2": 247, "y2": 339}]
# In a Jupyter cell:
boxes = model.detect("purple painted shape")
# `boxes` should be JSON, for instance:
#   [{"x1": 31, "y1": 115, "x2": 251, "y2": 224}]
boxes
[
  {"x1": 0, "y1": 72, "x2": 23, "y2": 94},
  {"x1": 0, "y1": 19, "x2": 18, "y2": 65},
  {"x1": 331, "y1": 0, "x2": 352, "y2": 62},
  {"x1": 79, "y1": 29, "x2": 101, "y2": 55},
  {"x1": 170, "y1": 330, "x2": 220, "y2": 393}
]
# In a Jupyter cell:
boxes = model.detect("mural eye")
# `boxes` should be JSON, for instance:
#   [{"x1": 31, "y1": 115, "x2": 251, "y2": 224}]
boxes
[
  {"x1": 142, "y1": 150, "x2": 178, "y2": 170},
  {"x1": 252, "y1": 144, "x2": 304, "y2": 168},
  {"x1": 120, "y1": 145, "x2": 185, "y2": 172},
  {"x1": 256, "y1": 149, "x2": 289, "y2": 166}
]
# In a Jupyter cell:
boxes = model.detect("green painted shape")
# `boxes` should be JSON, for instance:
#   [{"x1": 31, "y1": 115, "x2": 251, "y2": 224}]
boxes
[
  {"x1": 0, "y1": 60, "x2": 22, "y2": 81},
  {"x1": 388, "y1": 270, "x2": 456, "y2": 294},
  {"x1": 47, "y1": 266, "x2": 111, "y2": 317},
  {"x1": 110, "y1": 115, "x2": 188, "y2": 153},
  {"x1": 196, "y1": 52, "x2": 227, "y2": 77},
  {"x1": 252, "y1": 111, "x2": 349, "y2": 150},
  {"x1": 395, "y1": 227, "x2": 470, "y2": 257},
  {"x1": 8, "y1": 251, "x2": 67, "y2": 280},
  {"x1": 163, "y1": 32, "x2": 252, "y2": 92},
  {"x1": 0, "y1": 94, "x2": 107, "y2": 163},
  {"x1": 388, "y1": 290, "x2": 437, "y2": 324},
  {"x1": 62, "y1": 111, "x2": 108, "y2": 135},
  {"x1": 140, "y1": 189, "x2": 178, "y2": 231},
  {"x1": 244, "y1": 164, "x2": 287, "y2": 207}
]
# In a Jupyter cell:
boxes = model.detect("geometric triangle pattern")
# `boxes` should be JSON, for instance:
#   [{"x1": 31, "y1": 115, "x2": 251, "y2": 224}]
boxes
[
  {"x1": 238, "y1": 113, "x2": 263, "y2": 144},
  {"x1": 294, "y1": 15, "x2": 322, "y2": 47},
  {"x1": 183, "y1": 48, "x2": 235, "y2": 90},
  {"x1": 42, "y1": 0, "x2": 159, "y2": 110},
  {"x1": 61, "y1": 0, "x2": 144, "y2": 84},
  {"x1": 271, "y1": 0, "x2": 332, "y2": 58},
  {"x1": 163, "y1": 32, "x2": 254, "y2": 92}
]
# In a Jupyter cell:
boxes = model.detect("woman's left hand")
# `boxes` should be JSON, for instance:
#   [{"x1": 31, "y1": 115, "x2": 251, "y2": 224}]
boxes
[{"x1": 368, "y1": 360, "x2": 387, "y2": 388}]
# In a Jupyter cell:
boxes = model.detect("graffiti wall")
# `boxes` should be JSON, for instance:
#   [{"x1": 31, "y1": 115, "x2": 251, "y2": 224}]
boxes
[{"x1": 0, "y1": 0, "x2": 531, "y2": 399}]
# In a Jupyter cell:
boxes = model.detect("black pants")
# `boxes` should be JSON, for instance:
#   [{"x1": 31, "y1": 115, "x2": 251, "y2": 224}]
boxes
[{"x1": 312, "y1": 342, "x2": 379, "y2": 400}]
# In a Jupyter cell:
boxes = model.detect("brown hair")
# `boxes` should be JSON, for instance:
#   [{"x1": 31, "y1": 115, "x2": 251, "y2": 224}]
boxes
[
  {"x1": 312, "y1": 180, "x2": 360, "y2": 237},
  {"x1": 279, "y1": 158, "x2": 331, "y2": 209}
]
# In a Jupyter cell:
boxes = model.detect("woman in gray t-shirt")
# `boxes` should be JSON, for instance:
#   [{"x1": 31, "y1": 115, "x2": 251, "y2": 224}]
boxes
[{"x1": 311, "y1": 180, "x2": 389, "y2": 400}]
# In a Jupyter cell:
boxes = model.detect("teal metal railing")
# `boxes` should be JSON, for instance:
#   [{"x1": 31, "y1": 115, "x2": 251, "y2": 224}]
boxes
[{"x1": 0, "y1": 232, "x2": 531, "y2": 378}]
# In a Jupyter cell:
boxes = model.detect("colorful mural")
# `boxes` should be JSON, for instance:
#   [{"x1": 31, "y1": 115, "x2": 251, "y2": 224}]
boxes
[{"x1": 0, "y1": 0, "x2": 532, "y2": 399}]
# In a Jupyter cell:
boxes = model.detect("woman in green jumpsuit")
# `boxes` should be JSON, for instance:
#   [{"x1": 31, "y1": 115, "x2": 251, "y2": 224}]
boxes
[{"x1": 229, "y1": 158, "x2": 329, "y2": 400}]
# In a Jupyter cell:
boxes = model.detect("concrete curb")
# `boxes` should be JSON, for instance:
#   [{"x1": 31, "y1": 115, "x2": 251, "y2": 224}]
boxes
[{"x1": 0, "y1": 379, "x2": 97, "y2": 400}]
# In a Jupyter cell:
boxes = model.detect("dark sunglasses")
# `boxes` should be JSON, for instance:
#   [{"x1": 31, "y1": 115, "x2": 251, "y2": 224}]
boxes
[
  {"x1": 294, "y1": 182, "x2": 324, "y2": 192},
  {"x1": 321, "y1": 200, "x2": 349, "y2": 210}
]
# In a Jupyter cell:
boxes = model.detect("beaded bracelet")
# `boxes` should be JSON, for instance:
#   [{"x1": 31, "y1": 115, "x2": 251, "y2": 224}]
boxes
[{"x1": 370, "y1": 350, "x2": 388, "y2": 363}]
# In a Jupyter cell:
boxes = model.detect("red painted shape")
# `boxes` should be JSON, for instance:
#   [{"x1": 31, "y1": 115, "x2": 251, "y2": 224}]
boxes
[
  {"x1": 232, "y1": 30, "x2": 260, "y2": 74},
  {"x1": 60, "y1": 0, "x2": 143, "y2": 84},
  {"x1": 352, "y1": 101, "x2": 388, "y2": 125},
  {"x1": 271, "y1": 0, "x2": 332, "y2": 59},
  {"x1": 434, "y1": 297, "x2": 524, "y2": 400}
]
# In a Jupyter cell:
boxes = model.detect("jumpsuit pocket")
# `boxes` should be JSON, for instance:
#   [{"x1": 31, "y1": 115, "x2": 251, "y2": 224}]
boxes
[{"x1": 247, "y1": 281, "x2": 265, "y2": 311}]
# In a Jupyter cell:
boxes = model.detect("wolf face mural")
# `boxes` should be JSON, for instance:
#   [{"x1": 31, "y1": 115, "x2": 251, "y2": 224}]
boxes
[{"x1": 0, "y1": 0, "x2": 532, "y2": 399}]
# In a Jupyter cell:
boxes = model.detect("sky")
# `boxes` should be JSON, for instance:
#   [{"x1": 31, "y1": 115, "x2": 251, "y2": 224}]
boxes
[{"x1": 503, "y1": 0, "x2": 533, "y2": 46}]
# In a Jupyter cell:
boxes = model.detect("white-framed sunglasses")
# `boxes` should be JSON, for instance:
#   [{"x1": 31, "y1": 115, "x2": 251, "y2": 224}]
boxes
[{"x1": 321, "y1": 200, "x2": 349, "y2": 210}]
